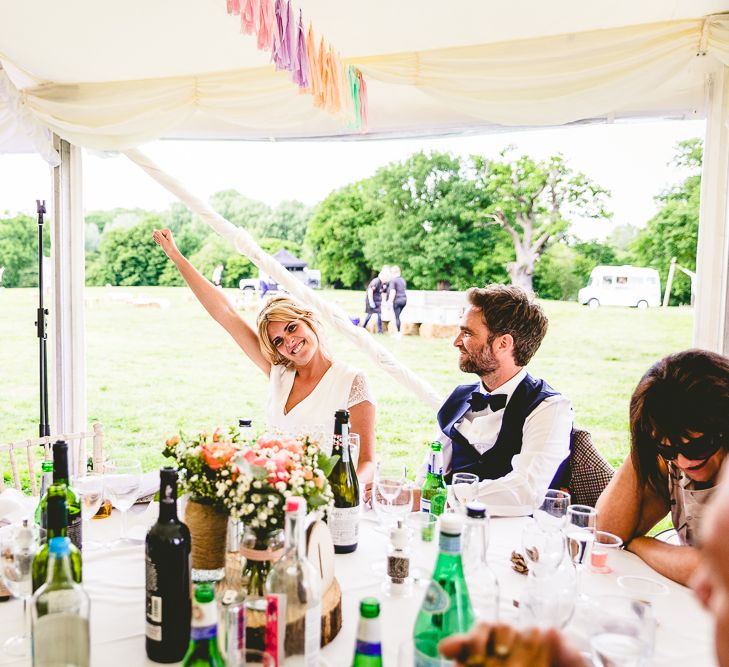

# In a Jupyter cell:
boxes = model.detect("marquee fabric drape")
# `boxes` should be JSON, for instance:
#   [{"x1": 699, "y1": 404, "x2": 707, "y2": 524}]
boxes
[{"x1": 2, "y1": 16, "x2": 729, "y2": 151}]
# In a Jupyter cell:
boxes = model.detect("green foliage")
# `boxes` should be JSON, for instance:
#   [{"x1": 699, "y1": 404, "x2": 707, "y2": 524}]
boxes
[
  {"x1": 265, "y1": 200, "x2": 312, "y2": 245},
  {"x1": 630, "y1": 138, "x2": 702, "y2": 305},
  {"x1": 0, "y1": 214, "x2": 50, "y2": 287}
]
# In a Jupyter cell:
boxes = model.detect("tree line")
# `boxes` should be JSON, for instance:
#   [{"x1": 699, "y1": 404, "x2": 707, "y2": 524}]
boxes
[{"x1": 0, "y1": 139, "x2": 701, "y2": 304}]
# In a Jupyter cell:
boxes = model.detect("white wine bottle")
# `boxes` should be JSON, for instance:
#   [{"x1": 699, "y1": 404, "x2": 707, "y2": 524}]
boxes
[{"x1": 327, "y1": 409, "x2": 360, "y2": 554}]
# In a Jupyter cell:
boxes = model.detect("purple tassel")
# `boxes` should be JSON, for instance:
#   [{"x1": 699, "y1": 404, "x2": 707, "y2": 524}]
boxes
[
  {"x1": 271, "y1": 0, "x2": 293, "y2": 71},
  {"x1": 291, "y1": 9, "x2": 309, "y2": 87}
]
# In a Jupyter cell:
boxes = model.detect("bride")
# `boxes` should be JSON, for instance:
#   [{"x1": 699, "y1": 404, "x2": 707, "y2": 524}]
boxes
[{"x1": 153, "y1": 228, "x2": 376, "y2": 482}]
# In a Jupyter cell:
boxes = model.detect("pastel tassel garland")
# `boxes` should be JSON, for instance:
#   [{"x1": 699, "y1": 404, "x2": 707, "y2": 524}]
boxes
[
  {"x1": 305, "y1": 22, "x2": 319, "y2": 96},
  {"x1": 227, "y1": 0, "x2": 241, "y2": 14},
  {"x1": 358, "y1": 70, "x2": 368, "y2": 131},
  {"x1": 257, "y1": 0, "x2": 274, "y2": 50},
  {"x1": 241, "y1": 0, "x2": 258, "y2": 34},
  {"x1": 291, "y1": 10, "x2": 309, "y2": 88}
]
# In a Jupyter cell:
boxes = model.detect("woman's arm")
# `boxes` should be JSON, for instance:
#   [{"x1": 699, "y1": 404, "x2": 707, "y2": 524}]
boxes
[
  {"x1": 153, "y1": 228, "x2": 270, "y2": 375},
  {"x1": 626, "y1": 538, "x2": 700, "y2": 586},
  {"x1": 349, "y1": 400, "x2": 376, "y2": 485},
  {"x1": 596, "y1": 456, "x2": 669, "y2": 542}
]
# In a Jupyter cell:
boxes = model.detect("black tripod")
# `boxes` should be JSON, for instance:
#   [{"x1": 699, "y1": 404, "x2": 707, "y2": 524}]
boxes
[{"x1": 35, "y1": 200, "x2": 50, "y2": 438}]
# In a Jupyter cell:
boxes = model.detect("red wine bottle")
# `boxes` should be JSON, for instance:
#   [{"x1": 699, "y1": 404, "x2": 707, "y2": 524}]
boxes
[{"x1": 145, "y1": 467, "x2": 192, "y2": 663}]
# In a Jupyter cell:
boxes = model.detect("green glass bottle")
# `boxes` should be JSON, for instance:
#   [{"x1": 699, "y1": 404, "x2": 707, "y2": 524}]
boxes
[
  {"x1": 182, "y1": 583, "x2": 225, "y2": 667},
  {"x1": 420, "y1": 442, "x2": 447, "y2": 516},
  {"x1": 32, "y1": 491, "x2": 82, "y2": 592},
  {"x1": 36, "y1": 440, "x2": 83, "y2": 551},
  {"x1": 327, "y1": 409, "x2": 361, "y2": 553},
  {"x1": 413, "y1": 514, "x2": 474, "y2": 665},
  {"x1": 352, "y1": 597, "x2": 383, "y2": 667}
]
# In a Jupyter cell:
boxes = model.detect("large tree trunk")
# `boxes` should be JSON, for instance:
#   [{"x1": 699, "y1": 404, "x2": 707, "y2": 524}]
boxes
[{"x1": 507, "y1": 260, "x2": 534, "y2": 293}]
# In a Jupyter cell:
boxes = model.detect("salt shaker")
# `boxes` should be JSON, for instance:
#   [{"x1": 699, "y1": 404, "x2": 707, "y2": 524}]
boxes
[{"x1": 384, "y1": 519, "x2": 412, "y2": 597}]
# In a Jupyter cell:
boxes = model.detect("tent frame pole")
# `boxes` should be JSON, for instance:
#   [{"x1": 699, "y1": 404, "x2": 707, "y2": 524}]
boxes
[
  {"x1": 694, "y1": 67, "x2": 729, "y2": 354},
  {"x1": 50, "y1": 135, "x2": 87, "y2": 459}
]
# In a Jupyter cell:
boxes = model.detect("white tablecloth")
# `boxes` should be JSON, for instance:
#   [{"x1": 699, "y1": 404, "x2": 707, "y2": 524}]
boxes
[{"x1": 0, "y1": 507, "x2": 717, "y2": 666}]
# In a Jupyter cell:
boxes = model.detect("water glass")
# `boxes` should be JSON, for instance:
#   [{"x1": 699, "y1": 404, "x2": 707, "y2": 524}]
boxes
[
  {"x1": 519, "y1": 561, "x2": 577, "y2": 630},
  {"x1": 589, "y1": 596, "x2": 655, "y2": 666},
  {"x1": 565, "y1": 504, "x2": 597, "y2": 567},
  {"x1": 534, "y1": 489, "x2": 571, "y2": 532},
  {"x1": 450, "y1": 472, "x2": 479, "y2": 512},
  {"x1": 104, "y1": 459, "x2": 142, "y2": 546},
  {"x1": 406, "y1": 511, "x2": 438, "y2": 584},
  {"x1": 591, "y1": 531, "x2": 623, "y2": 574},
  {"x1": 521, "y1": 520, "x2": 566, "y2": 573},
  {"x1": 74, "y1": 472, "x2": 104, "y2": 550},
  {"x1": 0, "y1": 521, "x2": 43, "y2": 656}
]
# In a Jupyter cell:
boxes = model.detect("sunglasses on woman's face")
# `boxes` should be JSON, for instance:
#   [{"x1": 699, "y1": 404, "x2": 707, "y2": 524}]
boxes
[{"x1": 656, "y1": 433, "x2": 724, "y2": 462}]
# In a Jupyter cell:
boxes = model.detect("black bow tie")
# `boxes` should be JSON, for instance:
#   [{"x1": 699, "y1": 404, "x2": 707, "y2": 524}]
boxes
[{"x1": 468, "y1": 391, "x2": 507, "y2": 413}]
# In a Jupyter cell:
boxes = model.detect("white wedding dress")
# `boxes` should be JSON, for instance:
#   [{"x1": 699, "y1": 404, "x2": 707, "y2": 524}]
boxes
[{"x1": 266, "y1": 360, "x2": 374, "y2": 437}]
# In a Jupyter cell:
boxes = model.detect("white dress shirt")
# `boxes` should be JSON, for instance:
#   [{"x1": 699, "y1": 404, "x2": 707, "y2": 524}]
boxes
[{"x1": 416, "y1": 368, "x2": 573, "y2": 517}]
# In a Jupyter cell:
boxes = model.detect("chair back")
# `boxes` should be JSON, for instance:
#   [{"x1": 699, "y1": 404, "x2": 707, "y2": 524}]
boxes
[
  {"x1": 0, "y1": 423, "x2": 104, "y2": 494},
  {"x1": 568, "y1": 427, "x2": 614, "y2": 508}
]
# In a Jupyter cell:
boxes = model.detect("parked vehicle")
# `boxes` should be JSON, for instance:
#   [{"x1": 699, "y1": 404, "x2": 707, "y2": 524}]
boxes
[{"x1": 578, "y1": 265, "x2": 661, "y2": 309}]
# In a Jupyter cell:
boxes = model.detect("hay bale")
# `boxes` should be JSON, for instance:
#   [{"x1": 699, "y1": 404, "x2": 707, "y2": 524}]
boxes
[
  {"x1": 420, "y1": 323, "x2": 458, "y2": 339},
  {"x1": 402, "y1": 322, "x2": 420, "y2": 336}
]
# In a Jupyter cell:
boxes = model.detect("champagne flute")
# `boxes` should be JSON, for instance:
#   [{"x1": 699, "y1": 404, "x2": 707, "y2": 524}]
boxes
[
  {"x1": 0, "y1": 521, "x2": 43, "y2": 656},
  {"x1": 104, "y1": 459, "x2": 142, "y2": 547},
  {"x1": 534, "y1": 489, "x2": 571, "y2": 532},
  {"x1": 565, "y1": 504, "x2": 597, "y2": 595},
  {"x1": 450, "y1": 472, "x2": 479, "y2": 512},
  {"x1": 73, "y1": 472, "x2": 104, "y2": 551}
]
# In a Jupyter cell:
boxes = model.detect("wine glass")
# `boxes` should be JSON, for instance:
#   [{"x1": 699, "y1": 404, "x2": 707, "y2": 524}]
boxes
[
  {"x1": 104, "y1": 459, "x2": 142, "y2": 546},
  {"x1": 450, "y1": 472, "x2": 479, "y2": 512},
  {"x1": 374, "y1": 461, "x2": 407, "y2": 529},
  {"x1": 521, "y1": 520, "x2": 566, "y2": 574},
  {"x1": 589, "y1": 595, "x2": 655, "y2": 666},
  {"x1": 534, "y1": 489, "x2": 571, "y2": 532},
  {"x1": 0, "y1": 521, "x2": 43, "y2": 656},
  {"x1": 73, "y1": 472, "x2": 104, "y2": 550},
  {"x1": 519, "y1": 560, "x2": 577, "y2": 630},
  {"x1": 565, "y1": 504, "x2": 597, "y2": 594}
]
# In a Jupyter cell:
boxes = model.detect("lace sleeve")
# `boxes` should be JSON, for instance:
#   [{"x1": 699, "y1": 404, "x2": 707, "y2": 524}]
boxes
[{"x1": 348, "y1": 371, "x2": 375, "y2": 408}]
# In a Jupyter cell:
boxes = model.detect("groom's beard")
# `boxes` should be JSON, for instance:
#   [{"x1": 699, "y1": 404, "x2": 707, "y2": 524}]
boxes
[{"x1": 458, "y1": 343, "x2": 498, "y2": 377}]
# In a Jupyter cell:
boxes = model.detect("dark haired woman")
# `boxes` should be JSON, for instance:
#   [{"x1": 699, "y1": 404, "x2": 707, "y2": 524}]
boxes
[{"x1": 597, "y1": 349, "x2": 729, "y2": 585}]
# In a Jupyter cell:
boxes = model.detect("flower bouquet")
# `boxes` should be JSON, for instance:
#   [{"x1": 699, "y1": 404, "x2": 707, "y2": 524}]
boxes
[{"x1": 220, "y1": 433, "x2": 337, "y2": 596}]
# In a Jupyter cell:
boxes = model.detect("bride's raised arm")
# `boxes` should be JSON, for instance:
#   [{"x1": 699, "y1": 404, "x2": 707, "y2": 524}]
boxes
[{"x1": 153, "y1": 228, "x2": 270, "y2": 376}]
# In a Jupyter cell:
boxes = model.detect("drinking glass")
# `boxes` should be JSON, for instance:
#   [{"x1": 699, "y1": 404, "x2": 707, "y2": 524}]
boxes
[
  {"x1": 565, "y1": 504, "x2": 597, "y2": 595},
  {"x1": 590, "y1": 531, "x2": 623, "y2": 574},
  {"x1": 589, "y1": 595, "x2": 655, "y2": 666},
  {"x1": 450, "y1": 472, "x2": 479, "y2": 512},
  {"x1": 375, "y1": 461, "x2": 407, "y2": 528},
  {"x1": 406, "y1": 511, "x2": 438, "y2": 585},
  {"x1": 519, "y1": 561, "x2": 577, "y2": 630},
  {"x1": 0, "y1": 521, "x2": 43, "y2": 656},
  {"x1": 74, "y1": 472, "x2": 104, "y2": 550},
  {"x1": 521, "y1": 520, "x2": 566, "y2": 574},
  {"x1": 534, "y1": 489, "x2": 571, "y2": 532},
  {"x1": 104, "y1": 459, "x2": 142, "y2": 546}
]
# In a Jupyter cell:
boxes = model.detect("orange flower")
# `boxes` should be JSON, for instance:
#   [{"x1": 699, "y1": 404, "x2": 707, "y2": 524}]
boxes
[
  {"x1": 165, "y1": 435, "x2": 180, "y2": 448},
  {"x1": 200, "y1": 441, "x2": 236, "y2": 471},
  {"x1": 212, "y1": 427, "x2": 223, "y2": 443}
]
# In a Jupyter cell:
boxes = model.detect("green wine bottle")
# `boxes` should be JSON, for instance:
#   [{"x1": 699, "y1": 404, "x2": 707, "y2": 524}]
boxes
[
  {"x1": 327, "y1": 409, "x2": 360, "y2": 554},
  {"x1": 352, "y1": 597, "x2": 383, "y2": 667},
  {"x1": 413, "y1": 514, "x2": 474, "y2": 664},
  {"x1": 182, "y1": 583, "x2": 225, "y2": 667},
  {"x1": 36, "y1": 440, "x2": 83, "y2": 551},
  {"x1": 420, "y1": 442, "x2": 447, "y2": 516},
  {"x1": 32, "y1": 491, "x2": 83, "y2": 592}
]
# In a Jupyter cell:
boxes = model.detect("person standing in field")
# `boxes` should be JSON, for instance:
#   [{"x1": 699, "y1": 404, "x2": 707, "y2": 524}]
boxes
[
  {"x1": 361, "y1": 267, "x2": 390, "y2": 334},
  {"x1": 387, "y1": 265, "x2": 407, "y2": 336}
]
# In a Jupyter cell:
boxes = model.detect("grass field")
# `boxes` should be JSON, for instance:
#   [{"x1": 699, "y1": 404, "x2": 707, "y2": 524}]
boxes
[{"x1": 0, "y1": 287, "x2": 693, "y2": 481}]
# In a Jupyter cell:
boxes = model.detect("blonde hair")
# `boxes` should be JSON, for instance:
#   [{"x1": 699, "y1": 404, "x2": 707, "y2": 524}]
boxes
[{"x1": 256, "y1": 296, "x2": 324, "y2": 368}]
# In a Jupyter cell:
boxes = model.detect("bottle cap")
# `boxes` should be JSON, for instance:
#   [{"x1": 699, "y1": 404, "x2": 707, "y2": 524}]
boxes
[
  {"x1": 285, "y1": 496, "x2": 306, "y2": 515},
  {"x1": 334, "y1": 409, "x2": 350, "y2": 424},
  {"x1": 238, "y1": 418, "x2": 253, "y2": 428},
  {"x1": 49, "y1": 536, "x2": 71, "y2": 556},
  {"x1": 439, "y1": 513, "x2": 464, "y2": 536},
  {"x1": 430, "y1": 441, "x2": 442, "y2": 451},
  {"x1": 466, "y1": 501, "x2": 488, "y2": 519},
  {"x1": 389, "y1": 519, "x2": 410, "y2": 549},
  {"x1": 41, "y1": 460, "x2": 54, "y2": 473},
  {"x1": 359, "y1": 597, "x2": 380, "y2": 618},
  {"x1": 194, "y1": 582, "x2": 215, "y2": 604}
]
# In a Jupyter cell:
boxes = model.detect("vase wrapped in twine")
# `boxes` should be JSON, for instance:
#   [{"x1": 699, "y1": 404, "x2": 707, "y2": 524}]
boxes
[{"x1": 186, "y1": 499, "x2": 228, "y2": 570}]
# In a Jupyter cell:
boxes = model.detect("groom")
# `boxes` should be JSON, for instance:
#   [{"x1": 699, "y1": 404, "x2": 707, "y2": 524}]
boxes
[{"x1": 416, "y1": 284, "x2": 573, "y2": 516}]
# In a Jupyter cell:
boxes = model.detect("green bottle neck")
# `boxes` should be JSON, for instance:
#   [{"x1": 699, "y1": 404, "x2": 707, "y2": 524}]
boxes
[{"x1": 47, "y1": 551, "x2": 74, "y2": 586}]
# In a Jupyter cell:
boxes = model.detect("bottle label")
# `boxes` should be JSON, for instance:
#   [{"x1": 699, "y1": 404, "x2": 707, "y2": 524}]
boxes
[
  {"x1": 420, "y1": 581, "x2": 450, "y2": 615},
  {"x1": 355, "y1": 639, "x2": 383, "y2": 657},
  {"x1": 148, "y1": 595, "x2": 162, "y2": 624},
  {"x1": 47, "y1": 590, "x2": 83, "y2": 614},
  {"x1": 329, "y1": 505, "x2": 360, "y2": 547},
  {"x1": 420, "y1": 498, "x2": 431, "y2": 513},
  {"x1": 190, "y1": 600, "x2": 217, "y2": 641},
  {"x1": 33, "y1": 613, "x2": 90, "y2": 667},
  {"x1": 439, "y1": 532, "x2": 461, "y2": 554},
  {"x1": 427, "y1": 452, "x2": 443, "y2": 476},
  {"x1": 304, "y1": 603, "x2": 321, "y2": 667},
  {"x1": 145, "y1": 621, "x2": 162, "y2": 642},
  {"x1": 67, "y1": 515, "x2": 82, "y2": 551}
]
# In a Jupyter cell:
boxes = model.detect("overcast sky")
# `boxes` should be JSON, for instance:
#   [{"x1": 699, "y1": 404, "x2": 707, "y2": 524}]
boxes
[{"x1": 0, "y1": 118, "x2": 705, "y2": 241}]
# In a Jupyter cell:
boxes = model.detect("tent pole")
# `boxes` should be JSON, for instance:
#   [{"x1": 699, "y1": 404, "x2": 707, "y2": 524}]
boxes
[
  {"x1": 694, "y1": 68, "x2": 729, "y2": 354},
  {"x1": 51, "y1": 135, "x2": 87, "y2": 456}
]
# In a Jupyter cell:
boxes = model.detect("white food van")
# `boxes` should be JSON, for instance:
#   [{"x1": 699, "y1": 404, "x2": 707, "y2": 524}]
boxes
[{"x1": 577, "y1": 265, "x2": 661, "y2": 309}]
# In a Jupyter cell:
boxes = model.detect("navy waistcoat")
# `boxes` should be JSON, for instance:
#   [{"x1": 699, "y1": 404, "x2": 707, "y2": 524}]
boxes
[{"x1": 436, "y1": 373, "x2": 570, "y2": 487}]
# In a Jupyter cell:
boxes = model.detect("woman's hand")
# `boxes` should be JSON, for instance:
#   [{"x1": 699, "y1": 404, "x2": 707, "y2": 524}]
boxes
[
  {"x1": 153, "y1": 228, "x2": 181, "y2": 261},
  {"x1": 438, "y1": 623, "x2": 586, "y2": 667}
]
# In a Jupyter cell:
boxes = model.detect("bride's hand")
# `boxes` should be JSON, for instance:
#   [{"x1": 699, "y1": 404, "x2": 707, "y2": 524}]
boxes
[{"x1": 153, "y1": 228, "x2": 180, "y2": 260}]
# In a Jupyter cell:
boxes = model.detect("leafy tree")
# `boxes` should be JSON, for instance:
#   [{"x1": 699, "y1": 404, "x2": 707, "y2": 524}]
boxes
[
  {"x1": 630, "y1": 138, "x2": 702, "y2": 305},
  {"x1": 209, "y1": 189, "x2": 272, "y2": 238},
  {"x1": 263, "y1": 200, "x2": 312, "y2": 245},
  {"x1": 0, "y1": 214, "x2": 49, "y2": 287},
  {"x1": 605, "y1": 224, "x2": 639, "y2": 263},
  {"x1": 473, "y1": 151, "x2": 611, "y2": 292}
]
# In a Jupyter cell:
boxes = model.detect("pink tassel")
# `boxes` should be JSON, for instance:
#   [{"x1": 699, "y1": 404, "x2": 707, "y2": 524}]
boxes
[
  {"x1": 291, "y1": 9, "x2": 309, "y2": 87},
  {"x1": 241, "y1": 0, "x2": 257, "y2": 34},
  {"x1": 257, "y1": 0, "x2": 274, "y2": 50},
  {"x1": 227, "y1": 0, "x2": 241, "y2": 15},
  {"x1": 358, "y1": 71, "x2": 368, "y2": 131}
]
